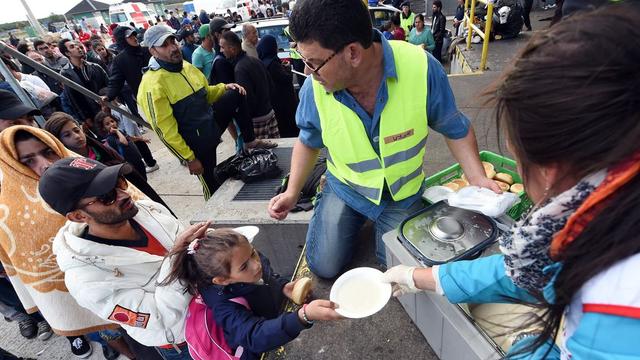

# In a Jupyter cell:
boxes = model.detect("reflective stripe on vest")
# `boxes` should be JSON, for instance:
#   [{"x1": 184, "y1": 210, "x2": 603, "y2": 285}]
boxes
[{"x1": 314, "y1": 40, "x2": 428, "y2": 205}]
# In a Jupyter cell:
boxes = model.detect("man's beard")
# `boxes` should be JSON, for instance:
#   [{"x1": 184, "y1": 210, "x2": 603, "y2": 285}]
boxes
[{"x1": 85, "y1": 200, "x2": 139, "y2": 225}]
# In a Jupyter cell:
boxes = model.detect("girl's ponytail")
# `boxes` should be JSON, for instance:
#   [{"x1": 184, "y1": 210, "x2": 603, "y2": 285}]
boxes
[
  {"x1": 162, "y1": 238, "x2": 204, "y2": 295},
  {"x1": 161, "y1": 228, "x2": 246, "y2": 295}
]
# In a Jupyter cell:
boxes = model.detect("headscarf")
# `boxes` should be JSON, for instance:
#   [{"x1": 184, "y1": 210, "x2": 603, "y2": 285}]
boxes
[
  {"x1": 500, "y1": 150, "x2": 640, "y2": 294},
  {"x1": 257, "y1": 34, "x2": 279, "y2": 67},
  {"x1": 0, "y1": 126, "x2": 115, "y2": 335}
]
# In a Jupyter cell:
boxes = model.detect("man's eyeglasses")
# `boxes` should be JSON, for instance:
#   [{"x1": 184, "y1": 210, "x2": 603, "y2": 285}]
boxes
[
  {"x1": 294, "y1": 48, "x2": 340, "y2": 75},
  {"x1": 78, "y1": 177, "x2": 128, "y2": 209}
]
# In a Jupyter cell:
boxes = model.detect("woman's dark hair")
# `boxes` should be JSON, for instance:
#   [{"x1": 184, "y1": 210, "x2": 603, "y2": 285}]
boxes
[
  {"x1": 94, "y1": 111, "x2": 117, "y2": 131},
  {"x1": 486, "y1": 3, "x2": 640, "y2": 356},
  {"x1": 44, "y1": 112, "x2": 77, "y2": 138},
  {"x1": 163, "y1": 228, "x2": 247, "y2": 295},
  {"x1": 289, "y1": 0, "x2": 373, "y2": 52},
  {"x1": 415, "y1": 14, "x2": 425, "y2": 23}
]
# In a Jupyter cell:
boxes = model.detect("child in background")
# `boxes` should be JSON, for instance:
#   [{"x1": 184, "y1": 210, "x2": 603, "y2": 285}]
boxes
[
  {"x1": 94, "y1": 111, "x2": 148, "y2": 180},
  {"x1": 380, "y1": 22, "x2": 394, "y2": 40},
  {"x1": 165, "y1": 227, "x2": 342, "y2": 360},
  {"x1": 105, "y1": 99, "x2": 160, "y2": 173}
]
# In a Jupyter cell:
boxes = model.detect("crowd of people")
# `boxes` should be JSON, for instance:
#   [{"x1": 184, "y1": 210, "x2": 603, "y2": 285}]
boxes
[
  {"x1": 0, "y1": 0, "x2": 638, "y2": 359},
  {"x1": 379, "y1": 1, "x2": 447, "y2": 63}
]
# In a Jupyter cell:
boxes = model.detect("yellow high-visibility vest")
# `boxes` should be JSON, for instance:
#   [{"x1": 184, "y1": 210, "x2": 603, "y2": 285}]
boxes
[
  {"x1": 313, "y1": 40, "x2": 428, "y2": 205},
  {"x1": 400, "y1": 12, "x2": 416, "y2": 40}
]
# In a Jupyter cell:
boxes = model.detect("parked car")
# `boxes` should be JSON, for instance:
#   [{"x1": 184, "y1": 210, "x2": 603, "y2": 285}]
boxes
[
  {"x1": 232, "y1": 17, "x2": 291, "y2": 61},
  {"x1": 369, "y1": 4, "x2": 401, "y2": 29}
]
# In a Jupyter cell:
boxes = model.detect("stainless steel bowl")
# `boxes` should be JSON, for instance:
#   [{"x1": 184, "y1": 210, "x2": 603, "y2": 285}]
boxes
[{"x1": 429, "y1": 216, "x2": 464, "y2": 242}]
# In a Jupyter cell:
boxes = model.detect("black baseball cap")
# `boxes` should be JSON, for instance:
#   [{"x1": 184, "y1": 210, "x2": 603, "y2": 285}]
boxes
[
  {"x1": 209, "y1": 17, "x2": 235, "y2": 34},
  {"x1": 0, "y1": 90, "x2": 41, "y2": 120},
  {"x1": 179, "y1": 28, "x2": 195, "y2": 40},
  {"x1": 39, "y1": 157, "x2": 132, "y2": 215}
]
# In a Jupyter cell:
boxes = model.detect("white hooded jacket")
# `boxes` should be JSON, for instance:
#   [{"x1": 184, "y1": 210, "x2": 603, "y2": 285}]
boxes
[{"x1": 53, "y1": 200, "x2": 192, "y2": 347}]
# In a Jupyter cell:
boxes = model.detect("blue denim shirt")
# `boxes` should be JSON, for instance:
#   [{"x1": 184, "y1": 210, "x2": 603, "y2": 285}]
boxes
[{"x1": 296, "y1": 33, "x2": 470, "y2": 220}]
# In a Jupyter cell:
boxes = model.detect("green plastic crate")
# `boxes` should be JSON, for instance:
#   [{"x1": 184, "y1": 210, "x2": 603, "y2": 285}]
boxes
[{"x1": 424, "y1": 151, "x2": 533, "y2": 221}]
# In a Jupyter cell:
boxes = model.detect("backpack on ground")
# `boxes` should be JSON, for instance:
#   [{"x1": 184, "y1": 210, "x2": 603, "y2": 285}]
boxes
[
  {"x1": 185, "y1": 295, "x2": 250, "y2": 360},
  {"x1": 275, "y1": 155, "x2": 327, "y2": 212}
]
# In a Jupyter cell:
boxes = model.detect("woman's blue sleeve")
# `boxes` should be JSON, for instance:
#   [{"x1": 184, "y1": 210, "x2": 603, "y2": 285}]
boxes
[{"x1": 438, "y1": 254, "x2": 537, "y2": 304}]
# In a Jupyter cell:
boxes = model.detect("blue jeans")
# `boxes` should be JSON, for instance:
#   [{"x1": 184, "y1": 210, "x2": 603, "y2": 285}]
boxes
[
  {"x1": 306, "y1": 184, "x2": 424, "y2": 278},
  {"x1": 155, "y1": 343, "x2": 192, "y2": 360},
  {"x1": 0, "y1": 277, "x2": 44, "y2": 322}
]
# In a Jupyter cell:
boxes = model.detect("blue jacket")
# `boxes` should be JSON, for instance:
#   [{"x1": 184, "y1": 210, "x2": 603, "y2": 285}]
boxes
[
  {"x1": 199, "y1": 253, "x2": 310, "y2": 360},
  {"x1": 438, "y1": 254, "x2": 640, "y2": 359}
]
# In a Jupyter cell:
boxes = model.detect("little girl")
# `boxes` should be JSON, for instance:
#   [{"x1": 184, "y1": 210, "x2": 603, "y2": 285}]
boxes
[
  {"x1": 94, "y1": 111, "x2": 147, "y2": 180},
  {"x1": 165, "y1": 226, "x2": 341, "y2": 360}
]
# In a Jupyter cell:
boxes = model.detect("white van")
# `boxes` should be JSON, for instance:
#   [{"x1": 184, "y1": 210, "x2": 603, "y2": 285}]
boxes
[{"x1": 109, "y1": 2, "x2": 157, "y2": 30}]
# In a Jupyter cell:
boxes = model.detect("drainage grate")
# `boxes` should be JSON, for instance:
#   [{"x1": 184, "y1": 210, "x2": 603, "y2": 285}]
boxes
[{"x1": 233, "y1": 147, "x2": 292, "y2": 201}]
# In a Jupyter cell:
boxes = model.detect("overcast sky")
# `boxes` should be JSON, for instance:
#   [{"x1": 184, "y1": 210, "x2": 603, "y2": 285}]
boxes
[{"x1": 2, "y1": 0, "x2": 122, "y2": 25}]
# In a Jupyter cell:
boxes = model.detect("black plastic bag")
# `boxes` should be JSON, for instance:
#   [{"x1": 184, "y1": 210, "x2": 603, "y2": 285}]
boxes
[{"x1": 238, "y1": 148, "x2": 281, "y2": 183}]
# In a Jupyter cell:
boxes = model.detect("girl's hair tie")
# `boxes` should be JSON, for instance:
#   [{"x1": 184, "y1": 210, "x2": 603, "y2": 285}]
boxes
[{"x1": 187, "y1": 238, "x2": 201, "y2": 255}]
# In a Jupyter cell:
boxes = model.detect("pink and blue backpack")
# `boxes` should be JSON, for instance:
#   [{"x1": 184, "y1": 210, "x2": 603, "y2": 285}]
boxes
[{"x1": 185, "y1": 294, "x2": 249, "y2": 360}]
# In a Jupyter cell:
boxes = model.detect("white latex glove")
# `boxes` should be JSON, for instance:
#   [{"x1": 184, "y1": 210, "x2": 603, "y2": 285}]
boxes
[{"x1": 382, "y1": 265, "x2": 419, "y2": 297}]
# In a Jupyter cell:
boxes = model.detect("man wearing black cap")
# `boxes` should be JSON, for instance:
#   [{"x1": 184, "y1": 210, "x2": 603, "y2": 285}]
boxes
[
  {"x1": 178, "y1": 29, "x2": 197, "y2": 63},
  {"x1": 0, "y1": 89, "x2": 39, "y2": 132},
  {"x1": 208, "y1": 17, "x2": 236, "y2": 85},
  {"x1": 39, "y1": 157, "x2": 198, "y2": 359},
  {"x1": 105, "y1": 26, "x2": 152, "y2": 103}
]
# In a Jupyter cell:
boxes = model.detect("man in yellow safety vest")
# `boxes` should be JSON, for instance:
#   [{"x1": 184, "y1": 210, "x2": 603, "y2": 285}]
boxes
[{"x1": 268, "y1": 0, "x2": 499, "y2": 279}]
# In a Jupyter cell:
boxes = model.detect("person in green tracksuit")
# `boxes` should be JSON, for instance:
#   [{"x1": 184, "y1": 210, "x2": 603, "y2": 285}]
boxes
[{"x1": 137, "y1": 25, "x2": 271, "y2": 200}]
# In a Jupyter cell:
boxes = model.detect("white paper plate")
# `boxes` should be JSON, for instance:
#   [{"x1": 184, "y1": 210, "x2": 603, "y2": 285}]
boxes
[{"x1": 329, "y1": 267, "x2": 392, "y2": 319}]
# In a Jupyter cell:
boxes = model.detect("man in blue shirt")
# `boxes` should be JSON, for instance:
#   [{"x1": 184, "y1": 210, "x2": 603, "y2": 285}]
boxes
[
  {"x1": 268, "y1": 0, "x2": 499, "y2": 279},
  {"x1": 180, "y1": 29, "x2": 198, "y2": 63}
]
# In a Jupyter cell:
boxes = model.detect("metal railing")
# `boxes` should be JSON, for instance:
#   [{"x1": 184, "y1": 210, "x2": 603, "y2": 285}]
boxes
[
  {"x1": 0, "y1": 41, "x2": 149, "y2": 128},
  {"x1": 464, "y1": 0, "x2": 495, "y2": 71}
]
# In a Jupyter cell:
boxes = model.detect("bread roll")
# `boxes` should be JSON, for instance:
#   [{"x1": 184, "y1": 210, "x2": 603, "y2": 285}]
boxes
[
  {"x1": 481, "y1": 162, "x2": 496, "y2": 179},
  {"x1": 510, "y1": 183, "x2": 525, "y2": 194},
  {"x1": 443, "y1": 182, "x2": 460, "y2": 191},
  {"x1": 452, "y1": 178, "x2": 469, "y2": 188},
  {"x1": 494, "y1": 172, "x2": 514, "y2": 185},
  {"x1": 494, "y1": 180, "x2": 510, "y2": 192},
  {"x1": 292, "y1": 277, "x2": 313, "y2": 305}
]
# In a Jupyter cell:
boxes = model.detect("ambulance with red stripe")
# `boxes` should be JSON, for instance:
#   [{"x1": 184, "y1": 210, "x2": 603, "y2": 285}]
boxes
[{"x1": 109, "y1": 2, "x2": 157, "y2": 30}]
